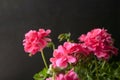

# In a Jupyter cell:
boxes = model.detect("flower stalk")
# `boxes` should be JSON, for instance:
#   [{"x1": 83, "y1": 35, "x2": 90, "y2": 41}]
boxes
[
  {"x1": 41, "y1": 50, "x2": 48, "y2": 69},
  {"x1": 95, "y1": 58, "x2": 99, "y2": 80}
]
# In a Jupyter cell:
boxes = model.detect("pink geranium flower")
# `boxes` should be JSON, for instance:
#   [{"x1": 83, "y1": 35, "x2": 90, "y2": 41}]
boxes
[
  {"x1": 50, "y1": 42, "x2": 87, "y2": 68},
  {"x1": 78, "y1": 28, "x2": 118, "y2": 59},
  {"x1": 46, "y1": 77, "x2": 52, "y2": 80},
  {"x1": 23, "y1": 29, "x2": 51, "y2": 55},
  {"x1": 64, "y1": 69, "x2": 79, "y2": 80},
  {"x1": 50, "y1": 45, "x2": 76, "y2": 68},
  {"x1": 46, "y1": 69, "x2": 79, "y2": 80}
]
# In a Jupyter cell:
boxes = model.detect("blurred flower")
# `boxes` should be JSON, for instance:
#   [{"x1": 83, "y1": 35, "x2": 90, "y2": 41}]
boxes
[
  {"x1": 46, "y1": 77, "x2": 52, "y2": 80},
  {"x1": 46, "y1": 69, "x2": 79, "y2": 80},
  {"x1": 64, "y1": 69, "x2": 79, "y2": 80}
]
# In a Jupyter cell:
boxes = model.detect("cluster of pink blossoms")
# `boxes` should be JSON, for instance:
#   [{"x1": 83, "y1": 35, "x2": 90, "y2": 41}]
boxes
[
  {"x1": 78, "y1": 28, "x2": 118, "y2": 59},
  {"x1": 23, "y1": 29, "x2": 51, "y2": 55},
  {"x1": 46, "y1": 69, "x2": 79, "y2": 80},
  {"x1": 23, "y1": 28, "x2": 118, "y2": 80},
  {"x1": 50, "y1": 42, "x2": 88, "y2": 68}
]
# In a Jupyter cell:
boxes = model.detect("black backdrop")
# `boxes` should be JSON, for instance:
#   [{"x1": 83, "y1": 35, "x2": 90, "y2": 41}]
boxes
[{"x1": 0, "y1": 0, "x2": 119, "y2": 80}]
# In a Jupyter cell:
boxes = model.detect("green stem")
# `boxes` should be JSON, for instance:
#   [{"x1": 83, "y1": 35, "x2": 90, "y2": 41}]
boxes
[
  {"x1": 52, "y1": 43, "x2": 55, "y2": 50},
  {"x1": 52, "y1": 72, "x2": 55, "y2": 80},
  {"x1": 67, "y1": 39, "x2": 70, "y2": 42},
  {"x1": 101, "y1": 60, "x2": 106, "y2": 69},
  {"x1": 41, "y1": 50, "x2": 48, "y2": 69},
  {"x1": 95, "y1": 58, "x2": 99, "y2": 80}
]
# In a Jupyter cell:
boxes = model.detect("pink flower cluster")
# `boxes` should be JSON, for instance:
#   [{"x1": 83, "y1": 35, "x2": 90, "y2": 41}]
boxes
[
  {"x1": 46, "y1": 69, "x2": 79, "y2": 80},
  {"x1": 49, "y1": 28, "x2": 118, "y2": 70},
  {"x1": 50, "y1": 42, "x2": 85, "y2": 68},
  {"x1": 23, "y1": 28, "x2": 118, "y2": 80},
  {"x1": 23, "y1": 29, "x2": 51, "y2": 55},
  {"x1": 78, "y1": 28, "x2": 118, "y2": 59}
]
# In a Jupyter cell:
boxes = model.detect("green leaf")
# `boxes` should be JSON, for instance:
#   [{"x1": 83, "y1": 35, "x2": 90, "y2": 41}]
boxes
[
  {"x1": 33, "y1": 68, "x2": 48, "y2": 80},
  {"x1": 58, "y1": 33, "x2": 71, "y2": 42}
]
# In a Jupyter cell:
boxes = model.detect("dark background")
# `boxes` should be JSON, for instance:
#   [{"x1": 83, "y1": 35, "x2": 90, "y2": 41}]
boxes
[{"x1": 0, "y1": 0, "x2": 119, "y2": 80}]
